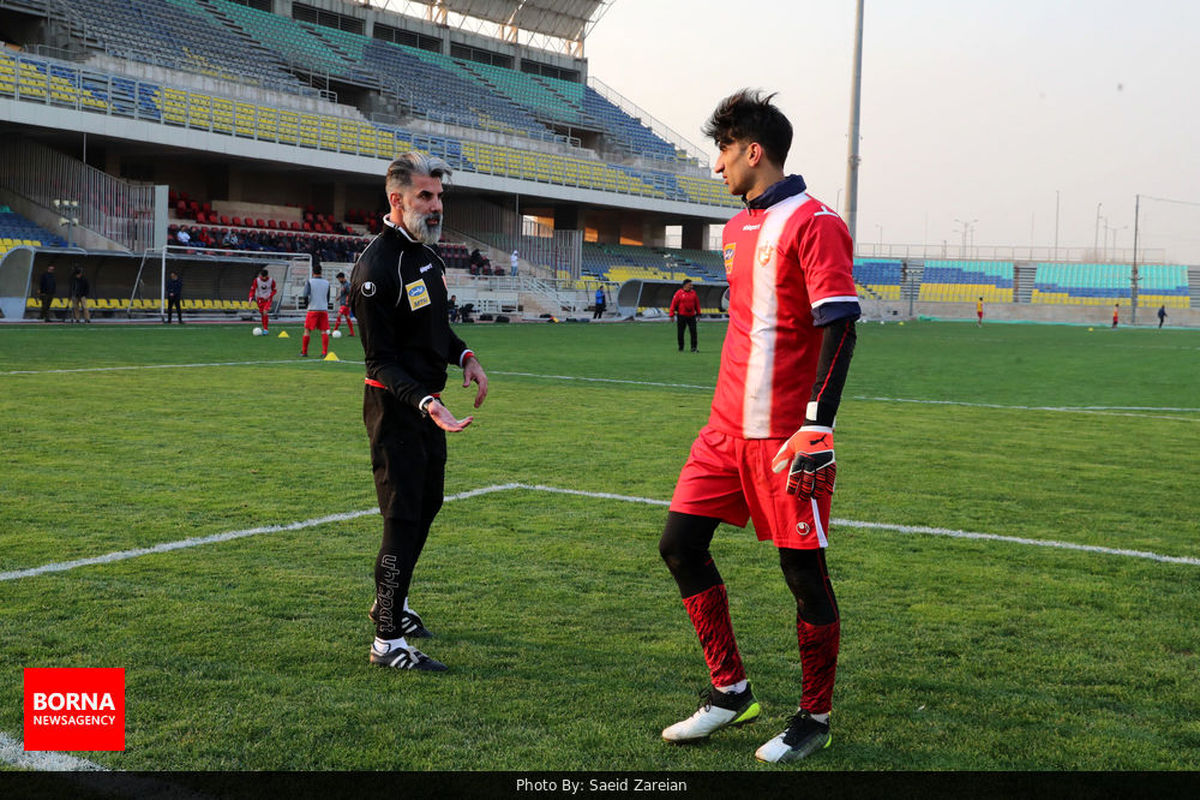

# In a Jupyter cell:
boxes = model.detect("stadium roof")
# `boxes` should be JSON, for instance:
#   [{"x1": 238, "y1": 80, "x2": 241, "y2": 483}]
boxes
[
  {"x1": 447, "y1": 0, "x2": 605, "y2": 40},
  {"x1": 376, "y1": 1, "x2": 610, "y2": 50}
]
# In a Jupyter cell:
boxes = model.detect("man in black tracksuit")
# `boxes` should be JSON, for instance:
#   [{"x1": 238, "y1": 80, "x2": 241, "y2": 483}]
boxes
[{"x1": 350, "y1": 152, "x2": 488, "y2": 672}]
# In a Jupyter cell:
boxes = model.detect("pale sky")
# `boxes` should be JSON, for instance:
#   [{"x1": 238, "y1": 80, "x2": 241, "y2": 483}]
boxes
[{"x1": 585, "y1": 0, "x2": 1200, "y2": 263}]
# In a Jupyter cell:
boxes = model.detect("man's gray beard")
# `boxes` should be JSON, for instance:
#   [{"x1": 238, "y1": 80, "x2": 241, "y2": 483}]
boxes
[{"x1": 404, "y1": 209, "x2": 442, "y2": 245}]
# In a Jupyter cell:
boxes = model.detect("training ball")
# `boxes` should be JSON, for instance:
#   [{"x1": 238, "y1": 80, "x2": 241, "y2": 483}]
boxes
[
  {"x1": 899, "y1": 321, "x2": 905, "y2": 326},
  {"x1": 332, "y1": 330, "x2": 343, "y2": 338},
  {"x1": 252, "y1": 327, "x2": 263, "y2": 336},
  {"x1": 1088, "y1": 327, "x2": 1094, "y2": 331}
]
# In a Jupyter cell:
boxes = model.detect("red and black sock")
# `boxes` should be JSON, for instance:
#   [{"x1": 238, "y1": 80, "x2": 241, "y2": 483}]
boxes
[{"x1": 682, "y1": 583, "x2": 746, "y2": 687}]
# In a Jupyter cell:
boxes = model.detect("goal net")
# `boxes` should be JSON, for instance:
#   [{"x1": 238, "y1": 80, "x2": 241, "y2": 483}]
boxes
[{"x1": 151, "y1": 245, "x2": 312, "y2": 319}]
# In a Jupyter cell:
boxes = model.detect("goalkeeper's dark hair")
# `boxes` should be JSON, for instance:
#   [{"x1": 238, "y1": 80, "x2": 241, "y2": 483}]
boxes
[{"x1": 703, "y1": 89, "x2": 792, "y2": 169}]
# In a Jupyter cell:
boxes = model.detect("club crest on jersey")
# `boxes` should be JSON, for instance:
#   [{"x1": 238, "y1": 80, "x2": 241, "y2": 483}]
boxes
[
  {"x1": 361, "y1": 281, "x2": 376, "y2": 298},
  {"x1": 405, "y1": 279, "x2": 431, "y2": 311},
  {"x1": 756, "y1": 243, "x2": 775, "y2": 265},
  {"x1": 723, "y1": 243, "x2": 736, "y2": 273}
]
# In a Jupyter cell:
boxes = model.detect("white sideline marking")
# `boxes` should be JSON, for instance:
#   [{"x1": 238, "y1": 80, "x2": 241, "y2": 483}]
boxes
[
  {"x1": 0, "y1": 359, "x2": 316, "y2": 376},
  {"x1": 4, "y1": 360, "x2": 1195, "y2": 422},
  {"x1": 494, "y1": 374, "x2": 1190, "y2": 424},
  {"x1": 0, "y1": 484, "x2": 515, "y2": 583},
  {"x1": 3, "y1": 484, "x2": 1196, "y2": 585},
  {"x1": 0, "y1": 732, "x2": 106, "y2": 770},
  {"x1": 492, "y1": 370, "x2": 713, "y2": 391},
  {"x1": 853, "y1": 395, "x2": 1200, "y2": 423}
]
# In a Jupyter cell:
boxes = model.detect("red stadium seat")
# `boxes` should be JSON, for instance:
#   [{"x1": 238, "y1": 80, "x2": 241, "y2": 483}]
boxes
[
  {"x1": 231, "y1": 217, "x2": 242, "y2": 227},
  {"x1": 220, "y1": 215, "x2": 230, "y2": 226}
]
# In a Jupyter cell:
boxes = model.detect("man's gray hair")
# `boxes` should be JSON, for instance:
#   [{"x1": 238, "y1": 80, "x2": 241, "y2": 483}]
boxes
[{"x1": 385, "y1": 152, "x2": 452, "y2": 195}]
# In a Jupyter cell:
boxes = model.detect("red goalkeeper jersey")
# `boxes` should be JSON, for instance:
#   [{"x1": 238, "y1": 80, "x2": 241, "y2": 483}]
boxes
[{"x1": 709, "y1": 187, "x2": 856, "y2": 440}]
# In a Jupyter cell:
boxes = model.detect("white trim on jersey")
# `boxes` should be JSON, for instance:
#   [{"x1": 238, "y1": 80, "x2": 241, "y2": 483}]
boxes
[
  {"x1": 811, "y1": 294, "x2": 860, "y2": 309},
  {"x1": 811, "y1": 497, "x2": 829, "y2": 548},
  {"x1": 742, "y1": 192, "x2": 810, "y2": 438}
]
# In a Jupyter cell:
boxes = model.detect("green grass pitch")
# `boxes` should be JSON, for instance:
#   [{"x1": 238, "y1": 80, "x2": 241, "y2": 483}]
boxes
[{"x1": 1, "y1": 319, "x2": 1197, "y2": 770}]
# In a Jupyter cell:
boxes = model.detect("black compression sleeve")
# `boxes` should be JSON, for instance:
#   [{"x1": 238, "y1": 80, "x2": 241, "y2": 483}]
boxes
[{"x1": 805, "y1": 317, "x2": 857, "y2": 427}]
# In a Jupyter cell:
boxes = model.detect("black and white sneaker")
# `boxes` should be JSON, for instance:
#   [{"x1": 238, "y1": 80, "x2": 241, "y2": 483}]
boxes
[
  {"x1": 662, "y1": 684, "x2": 760, "y2": 743},
  {"x1": 754, "y1": 709, "x2": 831, "y2": 762},
  {"x1": 369, "y1": 642, "x2": 447, "y2": 671},
  {"x1": 368, "y1": 601, "x2": 434, "y2": 638}
]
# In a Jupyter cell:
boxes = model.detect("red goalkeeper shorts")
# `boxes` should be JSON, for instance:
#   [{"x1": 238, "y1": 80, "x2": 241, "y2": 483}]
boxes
[{"x1": 670, "y1": 424, "x2": 831, "y2": 550}]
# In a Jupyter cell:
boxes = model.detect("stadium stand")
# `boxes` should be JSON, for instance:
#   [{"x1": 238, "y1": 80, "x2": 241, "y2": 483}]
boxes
[
  {"x1": 0, "y1": 209, "x2": 67, "y2": 256},
  {"x1": 1032, "y1": 263, "x2": 1188, "y2": 308},
  {"x1": 580, "y1": 243, "x2": 726, "y2": 285},
  {"x1": 853, "y1": 259, "x2": 903, "y2": 301},
  {"x1": 918, "y1": 260, "x2": 1014, "y2": 303},
  {"x1": 65, "y1": 0, "x2": 307, "y2": 93},
  {"x1": 2, "y1": 46, "x2": 738, "y2": 208}
]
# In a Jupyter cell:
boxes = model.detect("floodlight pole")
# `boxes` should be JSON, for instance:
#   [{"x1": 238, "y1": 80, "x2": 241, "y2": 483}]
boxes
[
  {"x1": 844, "y1": 0, "x2": 865, "y2": 249},
  {"x1": 1130, "y1": 194, "x2": 1140, "y2": 325}
]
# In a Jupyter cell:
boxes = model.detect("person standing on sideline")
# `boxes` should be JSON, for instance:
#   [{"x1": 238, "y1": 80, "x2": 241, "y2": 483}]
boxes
[
  {"x1": 510, "y1": 249, "x2": 519, "y2": 277},
  {"x1": 1112, "y1": 302, "x2": 1120, "y2": 329},
  {"x1": 332, "y1": 271, "x2": 355, "y2": 336},
  {"x1": 669, "y1": 278, "x2": 701, "y2": 351},
  {"x1": 658, "y1": 90, "x2": 860, "y2": 764},
  {"x1": 300, "y1": 264, "x2": 331, "y2": 358},
  {"x1": 351, "y1": 152, "x2": 488, "y2": 672},
  {"x1": 976, "y1": 296, "x2": 984, "y2": 327},
  {"x1": 166, "y1": 271, "x2": 184, "y2": 324},
  {"x1": 38, "y1": 264, "x2": 56, "y2": 322},
  {"x1": 70, "y1": 266, "x2": 91, "y2": 324},
  {"x1": 1157, "y1": 305, "x2": 1167, "y2": 329},
  {"x1": 248, "y1": 268, "x2": 277, "y2": 333},
  {"x1": 593, "y1": 285, "x2": 607, "y2": 320}
]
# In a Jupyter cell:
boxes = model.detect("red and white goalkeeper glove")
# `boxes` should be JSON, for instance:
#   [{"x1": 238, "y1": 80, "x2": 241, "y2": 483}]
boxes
[{"x1": 771, "y1": 426, "x2": 836, "y2": 499}]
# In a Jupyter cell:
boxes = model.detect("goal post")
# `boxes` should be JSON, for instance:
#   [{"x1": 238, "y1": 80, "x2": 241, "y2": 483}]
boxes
[{"x1": 157, "y1": 245, "x2": 312, "y2": 320}]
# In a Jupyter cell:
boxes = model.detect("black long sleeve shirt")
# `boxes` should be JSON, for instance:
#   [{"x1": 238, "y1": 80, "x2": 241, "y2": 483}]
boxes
[{"x1": 350, "y1": 219, "x2": 471, "y2": 409}]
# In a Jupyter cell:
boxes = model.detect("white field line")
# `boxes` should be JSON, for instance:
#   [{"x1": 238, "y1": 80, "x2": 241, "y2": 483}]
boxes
[
  {"x1": 0, "y1": 484, "x2": 516, "y2": 583},
  {"x1": 3, "y1": 360, "x2": 1196, "y2": 422},
  {"x1": 0, "y1": 359, "x2": 319, "y2": 376},
  {"x1": 3, "y1": 484, "x2": 1197, "y2": 586},
  {"x1": 0, "y1": 731, "x2": 105, "y2": 771},
  {"x1": 497, "y1": 372, "x2": 1200, "y2": 421}
]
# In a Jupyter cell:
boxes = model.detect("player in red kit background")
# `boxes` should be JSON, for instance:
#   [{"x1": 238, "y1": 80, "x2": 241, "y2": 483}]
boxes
[
  {"x1": 300, "y1": 264, "x2": 331, "y2": 358},
  {"x1": 249, "y1": 268, "x2": 277, "y2": 332},
  {"x1": 669, "y1": 278, "x2": 702, "y2": 352},
  {"x1": 658, "y1": 90, "x2": 859, "y2": 764}
]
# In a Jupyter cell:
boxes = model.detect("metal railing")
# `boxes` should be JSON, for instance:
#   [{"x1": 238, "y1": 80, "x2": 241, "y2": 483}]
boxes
[
  {"x1": 0, "y1": 138, "x2": 156, "y2": 252},
  {"x1": 855, "y1": 242, "x2": 1171, "y2": 265}
]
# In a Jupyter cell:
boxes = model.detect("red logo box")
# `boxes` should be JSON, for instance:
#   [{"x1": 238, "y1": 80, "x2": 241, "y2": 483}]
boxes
[{"x1": 23, "y1": 668, "x2": 125, "y2": 751}]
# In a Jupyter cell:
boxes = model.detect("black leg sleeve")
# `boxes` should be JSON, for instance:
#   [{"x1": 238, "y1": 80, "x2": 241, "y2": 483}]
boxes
[
  {"x1": 778, "y1": 547, "x2": 839, "y2": 625},
  {"x1": 659, "y1": 511, "x2": 723, "y2": 598}
]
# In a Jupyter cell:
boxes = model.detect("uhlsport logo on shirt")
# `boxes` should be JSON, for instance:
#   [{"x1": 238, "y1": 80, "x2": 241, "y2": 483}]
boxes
[{"x1": 23, "y1": 668, "x2": 125, "y2": 751}]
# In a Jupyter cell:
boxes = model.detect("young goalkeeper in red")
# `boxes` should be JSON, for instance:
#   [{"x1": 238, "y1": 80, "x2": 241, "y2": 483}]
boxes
[
  {"x1": 249, "y1": 268, "x2": 277, "y2": 332},
  {"x1": 658, "y1": 90, "x2": 859, "y2": 764}
]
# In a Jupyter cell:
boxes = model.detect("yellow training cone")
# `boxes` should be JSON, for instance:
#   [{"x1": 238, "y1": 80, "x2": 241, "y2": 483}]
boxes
[
  {"x1": 277, "y1": 330, "x2": 289, "y2": 338},
  {"x1": 323, "y1": 351, "x2": 339, "y2": 361}
]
